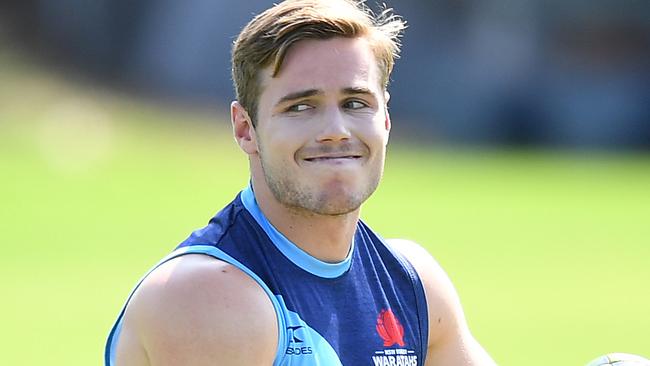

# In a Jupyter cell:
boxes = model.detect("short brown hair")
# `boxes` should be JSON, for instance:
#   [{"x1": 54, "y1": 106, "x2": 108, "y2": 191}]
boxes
[{"x1": 231, "y1": 0, "x2": 406, "y2": 125}]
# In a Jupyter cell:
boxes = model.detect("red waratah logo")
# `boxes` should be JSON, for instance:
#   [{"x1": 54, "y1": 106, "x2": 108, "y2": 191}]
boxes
[{"x1": 376, "y1": 308, "x2": 406, "y2": 347}]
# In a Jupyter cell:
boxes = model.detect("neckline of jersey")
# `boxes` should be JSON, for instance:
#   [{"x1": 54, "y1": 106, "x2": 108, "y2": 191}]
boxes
[{"x1": 240, "y1": 183, "x2": 354, "y2": 279}]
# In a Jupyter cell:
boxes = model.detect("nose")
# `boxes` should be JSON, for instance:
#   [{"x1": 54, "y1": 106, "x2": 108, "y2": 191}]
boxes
[{"x1": 315, "y1": 107, "x2": 352, "y2": 143}]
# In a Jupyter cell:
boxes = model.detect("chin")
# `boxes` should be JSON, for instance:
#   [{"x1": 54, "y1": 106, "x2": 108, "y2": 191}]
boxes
[
  {"x1": 311, "y1": 183, "x2": 375, "y2": 215},
  {"x1": 264, "y1": 167, "x2": 381, "y2": 216},
  {"x1": 308, "y1": 197, "x2": 362, "y2": 216}
]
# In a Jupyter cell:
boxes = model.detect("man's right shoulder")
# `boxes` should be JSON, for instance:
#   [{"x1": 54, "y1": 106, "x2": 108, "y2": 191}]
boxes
[{"x1": 115, "y1": 253, "x2": 278, "y2": 366}]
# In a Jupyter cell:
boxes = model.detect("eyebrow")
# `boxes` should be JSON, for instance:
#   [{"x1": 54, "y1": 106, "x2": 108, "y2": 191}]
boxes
[
  {"x1": 275, "y1": 89, "x2": 322, "y2": 108},
  {"x1": 342, "y1": 87, "x2": 375, "y2": 96},
  {"x1": 274, "y1": 87, "x2": 377, "y2": 108}
]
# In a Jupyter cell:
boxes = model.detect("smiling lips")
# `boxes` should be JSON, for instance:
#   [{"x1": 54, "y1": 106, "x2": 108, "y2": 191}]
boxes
[
  {"x1": 300, "y1": 143, "x2": 368, "y2": 164},
  {"x1": 304, "y1": 154, "x2": 363, "y2": 162}
]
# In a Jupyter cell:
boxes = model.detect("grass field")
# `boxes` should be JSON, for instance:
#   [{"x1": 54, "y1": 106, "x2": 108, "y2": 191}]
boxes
[{"x1": 1, "y1": 56, "x2": 649, "y2": 365}]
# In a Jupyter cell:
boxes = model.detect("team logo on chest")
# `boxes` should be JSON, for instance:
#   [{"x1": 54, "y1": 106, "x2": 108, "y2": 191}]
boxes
[
  {"x1": 371, "y1": 308, "x2": 419, "y2": 366},
  {"x1": 376, "y1": 308, "x2": 405, "y2": 347}
]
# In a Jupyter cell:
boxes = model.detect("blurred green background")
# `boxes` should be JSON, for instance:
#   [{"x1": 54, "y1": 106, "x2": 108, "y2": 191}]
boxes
[{"x1": 1, "y1": 52, "x2": 649, "y2": 366}]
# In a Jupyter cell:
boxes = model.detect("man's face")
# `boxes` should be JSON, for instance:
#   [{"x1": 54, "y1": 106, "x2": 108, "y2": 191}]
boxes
[{"x1": 252, "y1": 37, "x2": 390, "y2": 216}]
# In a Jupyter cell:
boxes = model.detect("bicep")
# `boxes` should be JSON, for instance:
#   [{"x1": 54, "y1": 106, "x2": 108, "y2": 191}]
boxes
[
  {"x1": 425, "y1": 328, "x2": 496, "y2": 366},
  {"x1": 114, "y1": 317, "x2": 149, "y2": 366},
  {"x1": 116, "y1": 255, "x2": 278, "y2": 366}
]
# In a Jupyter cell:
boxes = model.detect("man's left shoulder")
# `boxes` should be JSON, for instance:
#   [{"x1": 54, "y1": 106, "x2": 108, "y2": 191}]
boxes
[
  {"x1": 386, "y1": 238, "x2": 460, "y2": 293},
  {"x1": 385, "y1": 238, "x2": 467, "y2": 342},
  {"x1": 385, "y1": 238, "x2": 434, "y2": 264},
  {"x1": 386, "y1": 239, "x2": 498, "y2": 365},
  {"x1": 385, "y1": 238, "x2": 448, "y2": 284}
]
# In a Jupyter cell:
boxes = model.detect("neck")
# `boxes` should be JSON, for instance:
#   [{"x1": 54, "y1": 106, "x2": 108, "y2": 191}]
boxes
[{"x1": 251, "y1": 178, "x2": 359, "y2": 263}]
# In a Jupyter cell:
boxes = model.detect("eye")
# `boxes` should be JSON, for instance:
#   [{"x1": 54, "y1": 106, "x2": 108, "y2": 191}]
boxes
[
  {"x1": 343, "y1": 100, "x2": 368, "y2": 110},
  {"x1": 286, "y1": 103, "x2": 313, "y2": 112}
]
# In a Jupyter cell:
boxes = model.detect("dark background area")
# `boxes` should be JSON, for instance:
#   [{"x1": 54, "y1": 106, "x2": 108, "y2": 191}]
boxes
[{"x1": 1, "y1": 0, "x2": 649, "y2": 148}]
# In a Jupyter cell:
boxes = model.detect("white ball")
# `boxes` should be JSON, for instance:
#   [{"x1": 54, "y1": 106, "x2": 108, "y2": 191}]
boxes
[{"x1": 586, "y1": 353, "x2": 650, "y2": 366}]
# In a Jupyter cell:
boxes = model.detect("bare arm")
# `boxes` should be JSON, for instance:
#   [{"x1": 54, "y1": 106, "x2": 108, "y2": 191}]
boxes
[
  {"x1": 387, "y1": 239, "x2": 497, "y2": 366},
  {"x1": 114, "y1": 254, "x2": 278, "y2": 366}
]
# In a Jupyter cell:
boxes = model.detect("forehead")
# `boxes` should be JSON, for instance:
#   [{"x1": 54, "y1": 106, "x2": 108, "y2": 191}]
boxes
[{"x1": 260, "y1": 37, "x2": 382, "y2": 97}]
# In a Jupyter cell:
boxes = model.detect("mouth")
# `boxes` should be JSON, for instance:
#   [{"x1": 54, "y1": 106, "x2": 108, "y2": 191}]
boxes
[{"x1": 303, "y1": 155, "x2": 363, "y2": 162}]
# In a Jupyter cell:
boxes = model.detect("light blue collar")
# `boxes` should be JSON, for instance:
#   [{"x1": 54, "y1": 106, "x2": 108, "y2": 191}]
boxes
[{"x1": 240, "y1": 183, "x2": 354, "y2": 279}]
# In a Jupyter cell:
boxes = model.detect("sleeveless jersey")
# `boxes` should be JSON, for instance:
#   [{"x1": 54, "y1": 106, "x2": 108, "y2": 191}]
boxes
[{"x1": 105, "y1": 185, "x2": 429, "y2": 365}]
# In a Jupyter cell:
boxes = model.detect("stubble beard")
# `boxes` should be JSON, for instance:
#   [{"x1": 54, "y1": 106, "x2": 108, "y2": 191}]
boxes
[{"x1": 259, "y1": 153, "x2": 383, "y2": 217}]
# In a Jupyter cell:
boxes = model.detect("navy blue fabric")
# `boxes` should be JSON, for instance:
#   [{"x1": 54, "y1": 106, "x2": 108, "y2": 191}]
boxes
[{"x1": 178, "y1": 192, "x2": 429, "y2": 365}]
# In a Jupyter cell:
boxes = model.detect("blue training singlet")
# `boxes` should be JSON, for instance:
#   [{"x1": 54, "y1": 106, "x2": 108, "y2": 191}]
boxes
[{"x1": 105, "y1": 185, "x2": 429, "y2": 365}]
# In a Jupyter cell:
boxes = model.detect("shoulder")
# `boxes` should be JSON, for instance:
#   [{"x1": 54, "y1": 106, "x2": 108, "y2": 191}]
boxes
[
  {"x1": 386, "y1": 239, "x2": 497, "y2": 365},
  {"x1": 386, "y1": 238, "x2": 466, "y2": 344},
  {"x1": 116, "y1": 254, "x2": 277, "y2": 366}
]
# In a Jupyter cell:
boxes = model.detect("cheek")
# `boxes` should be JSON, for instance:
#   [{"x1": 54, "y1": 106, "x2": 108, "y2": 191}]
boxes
[
  {"x1": 366, "y1": 119, "x2": 390, "y2": 147},
  {"x1": 260, "y1": 131, "x2": 304, "y2": 164}
]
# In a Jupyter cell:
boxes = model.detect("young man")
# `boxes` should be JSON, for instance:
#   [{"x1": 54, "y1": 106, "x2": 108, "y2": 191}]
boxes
[{"x1": 105, "y1": 1, "x2": 497, "y2": 365}]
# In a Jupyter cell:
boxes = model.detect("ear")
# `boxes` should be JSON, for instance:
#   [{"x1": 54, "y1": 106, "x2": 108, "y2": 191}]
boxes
[
  {"x1": 384, "y1": 91, "x2": 392, "y2": 132},
  {"x1": 231, "y1": 101, "x2": 258, "y2": 155}
]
